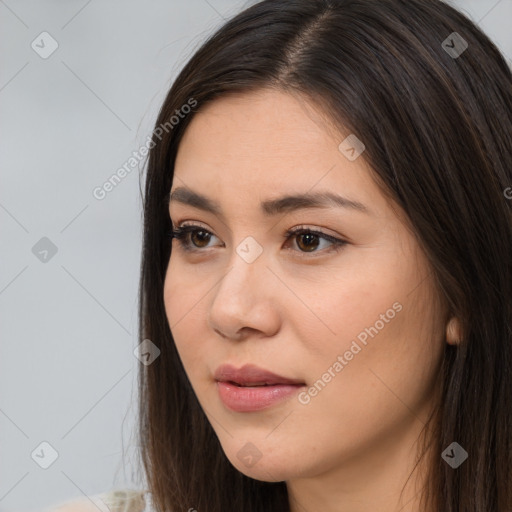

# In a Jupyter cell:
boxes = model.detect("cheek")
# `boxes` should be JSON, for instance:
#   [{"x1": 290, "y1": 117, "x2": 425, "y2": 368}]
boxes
[
  {"x1": 289, "y1": 252, "x2": 405, "y2": 361},
  {"x1": 296, "y1": 254, "x2": 441, "y2": 415},
  {"x1": 163, "y1": 257, "x2": 207, "y2": 369},
  {"x1": 163, "y1": 252, "x2": 206, "y2": 324},
  {"x1": 163, "y1": 257, "x2": 181, "y2": 330}
]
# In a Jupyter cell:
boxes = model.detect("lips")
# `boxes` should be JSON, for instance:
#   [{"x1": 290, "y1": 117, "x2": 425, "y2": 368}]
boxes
[{"x1": 214, "y1": 363, "x2": 305, "y2": 387}]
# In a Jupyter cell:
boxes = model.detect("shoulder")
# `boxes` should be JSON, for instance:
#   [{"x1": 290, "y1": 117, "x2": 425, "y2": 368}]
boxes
[{"x1": 43, "y1": 489, "x2": 147, "y2": 512}]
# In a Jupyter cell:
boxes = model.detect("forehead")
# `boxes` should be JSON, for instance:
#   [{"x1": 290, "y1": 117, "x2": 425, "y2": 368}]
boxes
[
  {"x1": 171, "y1": 88, "x2": 391, "y2": 222},
  {"x1": 176, "y1": 88, "x2": 339, "y2": 164}
]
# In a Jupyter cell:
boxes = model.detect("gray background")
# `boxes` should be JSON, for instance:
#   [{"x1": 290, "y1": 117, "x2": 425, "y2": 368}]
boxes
[{"x1": 1, "y1": 1, "x2": 510, "y2": 511}]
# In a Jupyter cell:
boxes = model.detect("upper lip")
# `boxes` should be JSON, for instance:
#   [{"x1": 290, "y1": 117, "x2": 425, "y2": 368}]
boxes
[{"x1": 214, "y1": 363, "x2": 305, "y2": 386}]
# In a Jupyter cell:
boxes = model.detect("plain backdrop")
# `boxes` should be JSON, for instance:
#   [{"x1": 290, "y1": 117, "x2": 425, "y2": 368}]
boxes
[{"x1": 1, "y1": 1, "x2": 511, "y2": 510}]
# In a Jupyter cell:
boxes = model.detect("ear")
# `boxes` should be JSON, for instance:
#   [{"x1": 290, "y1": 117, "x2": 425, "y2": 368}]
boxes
[{"x1": 446, "y1": 316, "x2": 462, "y2": 345}]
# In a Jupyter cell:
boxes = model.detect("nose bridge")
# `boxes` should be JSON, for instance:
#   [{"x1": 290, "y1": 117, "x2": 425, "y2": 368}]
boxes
[
  {"x1": 208, "y1": 233, "x2": 274, "y2": 335},
  {"x1": 221, "y1": 234, "x2": 267, "y2": 294},
  {"x1": 234, "y1": 234, "x2": 265, "y2": 267}
]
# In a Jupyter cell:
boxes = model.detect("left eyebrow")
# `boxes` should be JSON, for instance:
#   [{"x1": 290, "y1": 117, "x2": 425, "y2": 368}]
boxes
[{"x1": 168, "y1": 186, "x2": 372, "y2": 218}]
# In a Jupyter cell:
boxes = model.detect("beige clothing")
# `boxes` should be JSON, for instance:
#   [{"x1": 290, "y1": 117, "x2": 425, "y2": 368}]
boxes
[{"x1": 44, "y1": 489, "x2": 147, "y2": 512}]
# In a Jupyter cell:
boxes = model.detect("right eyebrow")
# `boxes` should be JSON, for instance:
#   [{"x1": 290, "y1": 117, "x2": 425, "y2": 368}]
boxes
[{"x1": 168, "y1": 186, "x2": 372, "y2": 219}]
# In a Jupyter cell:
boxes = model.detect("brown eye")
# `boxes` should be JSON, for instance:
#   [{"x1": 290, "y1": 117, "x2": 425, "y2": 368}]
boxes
[
  {"x1": 171, "y1": 224, "x2": 347, "y2": 257},
  {"x1": 189, "y1": 229, "x2": 211, "y2": 248},
  {"x1": 295, "y1": 233, "x2": 320, "y2": 252},
  {"x1": 283, "y1": 227, "x2": 348, "y2": 258},
  {"x1": 171, "y1": 225, "x2": 219, "y2": 252}
]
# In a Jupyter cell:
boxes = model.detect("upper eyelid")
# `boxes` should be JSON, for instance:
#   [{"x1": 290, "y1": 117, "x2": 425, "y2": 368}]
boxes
[
  {"x1": 171, "y1": 218, "x2": 344, "y2": 238},
  {"x1": 172, "y1": 222, "x2": 346, "y2": 246},
  {"x1": 169, "y1": 206, "x2": 346, "y2": 236},
  {"x1": 172, "y1": 221, "x2": 339, "y2": 238}
]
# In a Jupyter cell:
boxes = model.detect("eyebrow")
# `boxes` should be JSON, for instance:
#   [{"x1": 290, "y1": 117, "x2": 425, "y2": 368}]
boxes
[{"x1": 168, "y1": 186, "x2": 371, "y2": 218}]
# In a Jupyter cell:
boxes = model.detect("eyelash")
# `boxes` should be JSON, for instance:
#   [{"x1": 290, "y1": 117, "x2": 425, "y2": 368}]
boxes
[{"x1": 168, "y1": 223, "x2": 347, "y2": 258}]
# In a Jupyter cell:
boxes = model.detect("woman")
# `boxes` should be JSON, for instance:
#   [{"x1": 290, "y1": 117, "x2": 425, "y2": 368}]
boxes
[{"x1": 51, "y1": 0, "x2": 512, "y2": 510}]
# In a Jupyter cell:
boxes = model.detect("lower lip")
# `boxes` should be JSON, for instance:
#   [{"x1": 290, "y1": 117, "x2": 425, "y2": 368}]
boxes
[{"x1": 216, "y1": 381, "x2": 304, "y2": 412}]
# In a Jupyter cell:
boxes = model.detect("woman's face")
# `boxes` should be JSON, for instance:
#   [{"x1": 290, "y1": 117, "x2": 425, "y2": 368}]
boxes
[{"x1": 164, "y1": 88, "x2": 446, "y2": 485}]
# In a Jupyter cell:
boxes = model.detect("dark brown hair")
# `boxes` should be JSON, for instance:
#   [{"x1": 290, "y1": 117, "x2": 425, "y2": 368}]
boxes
[{"x1": 136, "y1": 1, "x2": 512, "y2": 510}]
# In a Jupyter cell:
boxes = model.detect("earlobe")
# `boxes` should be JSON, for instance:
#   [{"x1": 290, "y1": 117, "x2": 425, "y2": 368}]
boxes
[{"x1": 446, "y1": 316, "x2": 462, "y2": 345}]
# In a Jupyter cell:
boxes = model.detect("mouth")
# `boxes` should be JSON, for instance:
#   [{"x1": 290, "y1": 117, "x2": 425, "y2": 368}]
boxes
[
  {"x1": 214, "y1": 363, "x2": 306, "y2": 412},
  {"x1": 213, "y1": 363, "x2": 306, "y2": 387},
  {"x1": 225, "y1": 381, "x2": 290, "y2": 387}
]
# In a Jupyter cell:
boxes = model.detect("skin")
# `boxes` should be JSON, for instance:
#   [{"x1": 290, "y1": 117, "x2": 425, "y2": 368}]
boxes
[{"x1": 164, "y1": 87, "x2": 452, "y2": 512}]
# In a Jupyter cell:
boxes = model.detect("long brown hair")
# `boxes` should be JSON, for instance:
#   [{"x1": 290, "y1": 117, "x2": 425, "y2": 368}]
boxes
[{"x1": 136, "y1": 1, "x2": 512, "y2": 510}]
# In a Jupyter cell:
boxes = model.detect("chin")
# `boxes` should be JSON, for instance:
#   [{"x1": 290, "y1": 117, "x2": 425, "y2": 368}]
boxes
[
  {"x1": 230, "y1": 459, "x2": 294, "y2": 482},
  {"x1": 219, "y1": 439, "x2": 303, "y2": 482}
]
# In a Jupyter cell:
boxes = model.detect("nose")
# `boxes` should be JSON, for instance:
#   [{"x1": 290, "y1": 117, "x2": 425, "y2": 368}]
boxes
[{"x1": 207, "y1": 247, "x2": 281, "y2": 341}]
